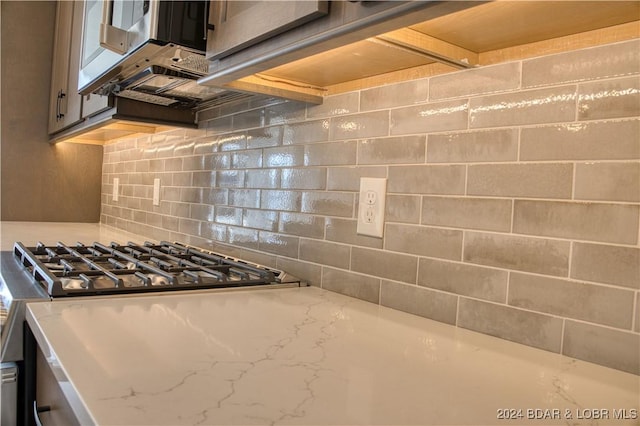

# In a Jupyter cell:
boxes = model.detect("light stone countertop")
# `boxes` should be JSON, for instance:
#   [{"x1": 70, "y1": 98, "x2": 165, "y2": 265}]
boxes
[
  {"x1": 0, "y1": 221, "x2": 153, "y2": 251},
  {"x1": 4, "y1": 222, "x2": 639, "y2": 425},
  {"x1": 27, "y1": 286, "x2": 639, "y2": 426}
]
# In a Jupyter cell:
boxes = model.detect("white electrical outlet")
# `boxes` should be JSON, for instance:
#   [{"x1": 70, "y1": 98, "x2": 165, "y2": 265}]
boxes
[
  {"x1": 112, "y1": 178, "x2": 119, "y2": 202},
  {"x1": 153, "y1": 178, "x2": 161, "y2": 206},
  {"x1": 356, "y1": 177, "x2": 386, "y2": 238}
]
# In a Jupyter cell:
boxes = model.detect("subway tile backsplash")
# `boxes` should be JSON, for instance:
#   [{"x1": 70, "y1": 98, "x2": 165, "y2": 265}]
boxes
[{"x1": 102, "y1": 39, "x2": 640, "y2": 375}]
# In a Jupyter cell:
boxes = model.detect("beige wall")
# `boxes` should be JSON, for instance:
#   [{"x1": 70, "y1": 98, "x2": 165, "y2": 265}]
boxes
[
  {"x1": 0, "y1": 1, "x2": 102, "y2": 222},
  {"x1": 101, "y1": 39, "x2": 640, "y2": 374}
]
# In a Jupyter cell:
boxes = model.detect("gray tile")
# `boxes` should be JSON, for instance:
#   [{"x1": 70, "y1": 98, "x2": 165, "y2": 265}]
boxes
[
  {"x1": 193, "y1": 135, "x2": 222, "y2": 154},
  {"x1": 265, "y1": 101, "x2": 306, "y2": 125},
  {"x1": 204, "y1": 153, "x2": 231, "y2": 170},
  {"x1": 178, "y1": 218, "x2": 201, "y2": 235},
  {"x1": 360, "y1": 79, "x2": 429, "y2": 111},
  {"x1": 182, "y1": 155, "x2": 206, "y2": 171},
  {"x1": 470, "y1": 86, "x2": 576, "y2": 128},
  {"x1": 170, "y1": 202, "x2": 191, "y2": 218},
  {"x1": 215, "y1": 206, "x2": 243, "y2": 226},
  {"x1": 325, "y1": 218, "x2": 383, "y2": 249},
  {"x1": 578, "y1": 76, "x2": 640, "y2": 121},
  {"x1": 231, "y1": 150, "x2": 263, "y2": 169},
  {"x1": 385, "y1": 223, "x2": 463, "y2": 261},
  {"x1": 307, "y1": 92, "x2": 359, "y2": 119},
  {"x1": 513, "y1": 200, "x2": 639, "y2": 245},
  {"x1": 260, "y1": 190, "x2": 302, "y2": 212},
  {"x1": 246, "y1": 169, "x2": 280, "y2": 189},
  {"x1": 232, "y1": 108, "x2": 265, "y2": 130},
  {"x1": 390, "y1": 99, "x2": 468, "y2": 135},
  {"x1": 563, "y1": 321, "x2": 640, "y2": 375},
  {"x1": 247, "y1": 125, "x2": 283, "y2": 148},
  {"x1": 351, "y1": 247, "x2": 417, "y2": 284},
  {"x1": 380, "y1": 281, "x2": 457, "y2": 325},
  {"x1": 427, "y1": 129, "x2": 518, "y2": 163},
  {"x1": 422, "y1": 196, "x2": 512, "y2": 232},
  {"x1": 275, "y1": 257, "x2": 322, "y2": 286},
  {"x1": 385, "y1": 195, "x2": 421, "y2": 224},
  {"x1": 193, "y1": 171, "x2": 216, "y2": 188},
  {"x1": 358, "y1": 135, "x2": 426, "y2": 165},
  {"x1": 228, "y1": 226, "x2": 259, "y2": 250},
  {"x1": 228, "y1": 189, "x2": 261, "y2": 208},
  {"x1": 281, "y1": 168, "x2": 327, "y2": 190},
  {"x1": 301, "y1": 191, "x2": 354, "y2": 217},
  {"x1": 418, "y1": 258, "x2": 507, "y2": 302},
  {"x1": 217, "y1": 133, "x2": 247, "y2": 152},
  {"x1": 463, "y1": 232, "x2": 570, "y2": 277},
  {"x1": 242, "y1": 209, "x2": 278, "y2": 231},
  {"x1": 520, "y1": 119, "x2": 640, "y2": 161},
  {"x1": 330, "y1": 111, "x2": 389, "y2": 141},
  {"x1": 190, "y1": 204, "x2": 215, "y2": 222},
  {"x1": 458, "y1": 298, "x2": 563, "y2": 353},
  {"x1": 279, "y1": 213, "x2": 325, "y2": 239},
  {"x1": 322, "y1": 267, "x2": 380, "y2": 304},
  {"x1": 258, "y1": 231, "x2": 299, "y2": 258},
  {"x1": 388, "y1": 165, "x2": 465, "y2": 195},
  {"x1": 263, "y1": 145, "x2": 305, "y2": 168},
  {"x1": 326, "y1": 166, "x2": 387, "y2": 191},
  {"x1": 216, "y1": 170, "x2": 245, "y2": 188},
  {"x1": 283, "y1": 120, "x2": 330, "y2": 145},
  {"x1": 304, "y1": 141, "x2": 357, "y2": 166},
  {"x1": 571, "y1": 243, "x2": 640, "y2": 290},
  {"x1": 574, "y1": 162, "x2": 640, "y2": 202},
  {"x1": 200, "y1": 222, "x2": 227, "y2": 242},
  {"x1": 430, "y1": 62, "x2": 520, "y2": 100},
  {"x1": 509, "y1": 273, "x2": 634, "y2": 329},
  {"x1": 468, "y1": 163, "x2": 573, "y2": 199},
  {"x1": 202, "y1": 188, "x2": 228, "y2": 205},
  {"x1": 299, "y1": 239, "x2": 350, "y2": 269},
  {"x1": 523, "y1": 39, "x2": 640, "y2": 87}
]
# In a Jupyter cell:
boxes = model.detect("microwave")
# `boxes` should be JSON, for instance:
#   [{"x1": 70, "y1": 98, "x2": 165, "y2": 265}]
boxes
[{"x1": 78, "y1": 0, "x2": 235, "y2": 108}]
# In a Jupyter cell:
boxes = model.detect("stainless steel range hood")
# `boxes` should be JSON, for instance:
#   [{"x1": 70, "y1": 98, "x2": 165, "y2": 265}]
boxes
[
  {"x1": 83, "y1": 41, "x2": 255, "y2": 111},
  {"x1": 81, "y1": 40, "x2": 255, "y2": 111},
  {"x1": 77, "y1": 0, "x2": 257, "y2": 114}
]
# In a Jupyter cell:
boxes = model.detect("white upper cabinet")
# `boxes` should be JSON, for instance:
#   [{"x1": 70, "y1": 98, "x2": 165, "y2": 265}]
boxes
[
  {"x1": 207, "y1": 1, "x2": 329, "y2": 60},
  {"x1": 48, "y1": 1, "x2": 83, "y2": 134}
]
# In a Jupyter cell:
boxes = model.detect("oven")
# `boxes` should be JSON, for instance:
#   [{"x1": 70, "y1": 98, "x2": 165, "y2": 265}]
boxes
[{"x1": 0, "y1": 240, "x2": 303, "y2": 425}]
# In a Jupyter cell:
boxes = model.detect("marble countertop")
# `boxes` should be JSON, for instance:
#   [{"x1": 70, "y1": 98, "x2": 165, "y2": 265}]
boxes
[
  {"x1": 0, "y1": 222, "x2": 153, "y2": 251},
  {"x1": 27, "y1": 286, "x2": 639, "y2": 426}
]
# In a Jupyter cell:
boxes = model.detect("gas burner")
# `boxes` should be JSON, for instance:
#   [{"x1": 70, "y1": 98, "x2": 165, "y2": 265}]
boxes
[{"x1": 13, "y1": 241, "x2": 302, "y2": 297}]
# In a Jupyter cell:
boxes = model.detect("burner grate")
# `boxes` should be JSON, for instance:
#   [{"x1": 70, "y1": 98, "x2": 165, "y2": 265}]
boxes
[{"x1": 13, "y1": 241, "x2": 301, "y2": 297}]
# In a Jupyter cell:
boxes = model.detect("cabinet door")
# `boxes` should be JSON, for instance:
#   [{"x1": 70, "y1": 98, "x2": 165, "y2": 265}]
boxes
[
  {"x1": 208, "y1": 1, "x2": 328, "y2": 59},
  {"x1": 34, "y1": 346, "x2": 80, "y2": 426},
  {"x1": 48, "y1": 0, "x2": 83, "y2": 134}
]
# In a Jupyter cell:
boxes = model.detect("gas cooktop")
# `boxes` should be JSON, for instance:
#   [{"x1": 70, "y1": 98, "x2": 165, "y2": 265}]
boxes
[{"x1": 13, "y1": 241, "x2": 302, "y2": 297}]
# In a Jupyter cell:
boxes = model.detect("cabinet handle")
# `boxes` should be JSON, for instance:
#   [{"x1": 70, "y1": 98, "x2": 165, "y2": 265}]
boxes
[
  {"x1": 58, "y1": 91, "x2": 66, "y2": 120},
  {"x1": 33, "y1": 401, "x2": 51, "y2": 426},
  {"x1": 56, "y1": 90, "x2": 61, "y2": 121}
]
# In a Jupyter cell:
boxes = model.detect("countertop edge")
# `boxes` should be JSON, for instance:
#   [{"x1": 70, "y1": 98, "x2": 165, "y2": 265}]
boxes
[{"x1": 26, "y1": 306, "x2": 96, "y2": 426}]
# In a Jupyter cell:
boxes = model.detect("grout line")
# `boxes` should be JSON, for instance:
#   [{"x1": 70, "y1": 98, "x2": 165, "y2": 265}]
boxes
[
  {"x1": 559, "y1": 319, "x2": 566, "y2": 355},
  {"x1": 505, "y1": 271, "x2": 511, "y2": 305}
]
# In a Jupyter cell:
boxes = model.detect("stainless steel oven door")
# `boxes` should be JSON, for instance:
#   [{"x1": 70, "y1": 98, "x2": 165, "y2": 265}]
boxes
[
  {"x1": 1, "y1": 362, "x2": 18, "y2": 426},
  {"x1": 78, "y1": 0, "x2": 158, "y2": 93}
]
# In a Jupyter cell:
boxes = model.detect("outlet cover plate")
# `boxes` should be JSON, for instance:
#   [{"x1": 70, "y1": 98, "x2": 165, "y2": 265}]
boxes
[
  {"x1": 112, "y1": 178, "x2": 119, "y2": 202},
  {"x1": 153, "y1": 178, "x2": 161, "y2": 206},
  {"x1": 356, "y1": 177, "x2": 386, "y2": 238}
]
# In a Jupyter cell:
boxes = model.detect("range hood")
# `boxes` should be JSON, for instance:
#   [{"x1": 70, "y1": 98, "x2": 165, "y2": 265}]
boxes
[
  {"x1": 77, "y1": 0, "x2": 257, "y2": 112},
  {"x1": 89, "y1": 45, "x2": 253, "y2": 110}
]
